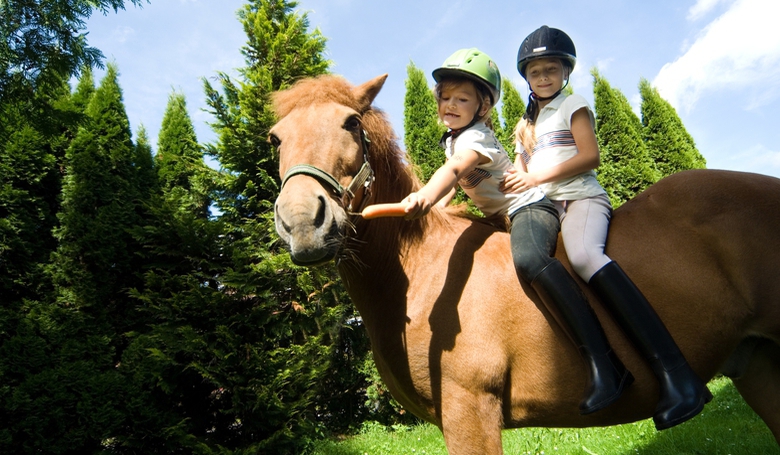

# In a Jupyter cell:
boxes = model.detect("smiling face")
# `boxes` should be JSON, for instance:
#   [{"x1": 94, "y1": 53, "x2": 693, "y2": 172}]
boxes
[
  {"x1": 525, "y1": 57, "x2": 567, "y2": 99},
  {"x1": 436, "y1": 80, "x2": 490, "y2": 130}
]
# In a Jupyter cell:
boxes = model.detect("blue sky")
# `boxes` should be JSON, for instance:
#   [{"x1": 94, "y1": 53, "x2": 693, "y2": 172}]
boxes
[{"x1": 85, "y1": 0, "x2": 780, "y2": 179}]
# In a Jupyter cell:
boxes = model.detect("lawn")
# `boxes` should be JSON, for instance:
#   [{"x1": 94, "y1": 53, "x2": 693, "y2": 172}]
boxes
[{"x1": 312, "y1": 376, "x2": 778, "y2": 454}]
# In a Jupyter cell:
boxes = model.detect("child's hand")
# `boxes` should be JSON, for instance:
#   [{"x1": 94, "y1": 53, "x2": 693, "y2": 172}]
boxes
[
  {"x1": 402, "y1": 192, "x2": 433, "y2": 220},
  {"x1": 500, "y1": 168, "x2": 538, "y2": 194}
]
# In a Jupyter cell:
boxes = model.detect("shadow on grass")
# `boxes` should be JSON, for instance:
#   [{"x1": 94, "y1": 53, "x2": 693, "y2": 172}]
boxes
[
  {"x1": 502, "y1": 377, "x2": 778, "y2": 455},
  {"x1": 613, "y1": 376, "x2": 778, "y2": 455},
  {"x1": 311, "y1": 377, "x2": 778, "y2": 454}
]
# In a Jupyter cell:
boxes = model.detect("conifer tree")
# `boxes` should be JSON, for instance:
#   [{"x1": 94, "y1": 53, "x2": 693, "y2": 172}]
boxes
[
  {"x1": 133, "y1": 124, "x2": 157, "y2": 198},
  {"x1": 157, "y1": 92, "x2": 202, "y2": 192},
  {"x1": 154, "y1": 91, "x2": 212, "y2": 216},
  {"x1": 52, "y1": 63, "x2": 141, "y2": 308},
  {"x1": 0, "y1": 107, "x2": 54, "y2": 304},
  {"x1": 204, "y1": 0, "x2": 329, "y2": 219},
  {"x1": 498, "y1": 78, "x2": 525, "y2": 158},
  {"x1": 114, "y1": 91, "x2": 230, "y2": 453},
  {"x1": 639, "y1": 79, "x2": 706, "y2": 178},
  {"x1": 71, "y1": 66, "x2": 96, "y2": 113},
  {"x1": 166, "y1": 1, "x2": 371, "y2": 451},
  {"x1": 403, "y1": 61, "x2": 446, "y2": 183},
  {"x1": 0, "y1": 64, "x2": 142, "y2": 454},
  {"x1": 491, "y1": 107, "x2": 505, "y2": 149},
  {"x1": 591, "y1": 69, "x2": 659, "y2": 207}
]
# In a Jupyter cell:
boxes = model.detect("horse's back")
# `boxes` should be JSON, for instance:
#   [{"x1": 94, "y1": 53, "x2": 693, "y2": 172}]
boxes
[
  {"x1": 605, "y1": 170, "x2": 780, "y2": 359},
  {"x1": 609, "y1": 169, "x2": 780, "y2": 275}
]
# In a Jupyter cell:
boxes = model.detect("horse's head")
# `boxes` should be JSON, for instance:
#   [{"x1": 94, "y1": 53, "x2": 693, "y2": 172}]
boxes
[{"x1": 271, "y1": 74, "x2": 388, "y2": 266}]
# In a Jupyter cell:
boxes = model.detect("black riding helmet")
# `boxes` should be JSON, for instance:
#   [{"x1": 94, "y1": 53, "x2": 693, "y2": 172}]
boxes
[
  {"x1": 517, "y1": 25, "x2": 577, "y2": 79},
  {"x1": 517, "y1": 26, "x2": 577, "y2": 121}
]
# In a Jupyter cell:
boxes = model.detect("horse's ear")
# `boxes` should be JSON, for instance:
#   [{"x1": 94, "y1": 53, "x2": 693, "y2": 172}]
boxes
[{"x1": 354, "y1": 74, "x2": 388, "y2": 111}]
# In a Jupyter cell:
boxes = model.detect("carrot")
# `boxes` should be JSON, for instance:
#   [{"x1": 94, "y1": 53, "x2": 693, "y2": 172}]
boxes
[{"x1": 361, "y1": 202, "x2": 409, "y2": 219}]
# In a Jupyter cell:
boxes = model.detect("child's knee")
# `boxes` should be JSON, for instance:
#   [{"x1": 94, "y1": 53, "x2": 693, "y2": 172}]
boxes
[{"x1": 512, "y1": 253, "x2": 552, "y2": 283}]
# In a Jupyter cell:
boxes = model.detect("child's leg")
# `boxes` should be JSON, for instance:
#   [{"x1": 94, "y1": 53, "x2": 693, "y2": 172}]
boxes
[
  {"x1": 559, "y1": 196, "x2": 711, "y2": 429},
  {"x1": 558, "y1": 195, "x2": 612, "y2": 282},
  {"x1": 589, "y1": 262, "x2": 712, "y2": 430},
  {"x1": 509, "y1": 198, "x2": 559, "y2": 282},
  {"x1": 510, "y1": 198, "x2": 633, "y2": 414}
]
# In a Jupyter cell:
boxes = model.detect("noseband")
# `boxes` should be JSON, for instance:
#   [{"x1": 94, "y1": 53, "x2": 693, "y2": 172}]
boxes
[{"x1": 280, "y1": 128, "x2": 374, "y2": 215}]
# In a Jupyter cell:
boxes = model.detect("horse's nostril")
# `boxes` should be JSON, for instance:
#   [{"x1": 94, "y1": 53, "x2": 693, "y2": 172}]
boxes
[{"x1": 314, "y1": 195, "x2": 327, "y2": 228}]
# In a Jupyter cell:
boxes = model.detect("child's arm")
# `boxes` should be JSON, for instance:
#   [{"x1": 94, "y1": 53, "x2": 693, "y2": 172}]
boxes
[
  {"x1": 403, "y1": 149, "x2": 486, "y2": 219},
  {"x1": 436, "y1": 187, "x2": 457, "y2": 209},
  {"x1": 501, "y1": 107, "x2": 599, "y2": 193}
]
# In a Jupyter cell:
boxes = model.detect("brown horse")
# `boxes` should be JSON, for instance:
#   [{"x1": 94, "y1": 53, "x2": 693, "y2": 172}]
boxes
[{"x1": 271, "y1": 74, "x2": 780, "y2": 454}]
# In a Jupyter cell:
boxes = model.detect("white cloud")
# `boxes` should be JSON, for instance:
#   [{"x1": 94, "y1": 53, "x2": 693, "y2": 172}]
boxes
[
  {"x1": 595, "y1": 57, "x2": 614, "y2": 73},
  {"x1": 111, "y1": 25, "x2": 135, "y2": 44},
  {"x1": 410, "y1": 2, "x2": 465, "y2": 53},
  {"x1": 653, "y1": 0, "x2": 780, "y2": 113},
  {"x1": 720, "y1": 143, "x2": 780, "y2": 175},
  {"x1": 687, "y1": 0, "x2": 732, "y2": 21}
]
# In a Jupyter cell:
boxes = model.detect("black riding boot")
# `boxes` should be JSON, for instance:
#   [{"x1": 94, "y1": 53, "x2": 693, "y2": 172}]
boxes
[
  {"x1": 531, "y1": 261, "x2": 634, "y2": 415},
  {"x1": 589, "y1": 261, "x2": 712, "y2": 430}
]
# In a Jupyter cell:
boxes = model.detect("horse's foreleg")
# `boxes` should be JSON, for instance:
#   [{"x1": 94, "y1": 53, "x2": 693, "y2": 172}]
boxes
[
  {"x1": 731, "y1": 339, "x2": 780, "y2": 446},
  {"x1": 439, "y1": 384, "x2": 504, "y2": 455}
]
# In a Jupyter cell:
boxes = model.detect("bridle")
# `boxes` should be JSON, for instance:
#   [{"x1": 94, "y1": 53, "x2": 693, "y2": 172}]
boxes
[{"x1": 279, "y1": 128, "x2": 374, "y2": 216}]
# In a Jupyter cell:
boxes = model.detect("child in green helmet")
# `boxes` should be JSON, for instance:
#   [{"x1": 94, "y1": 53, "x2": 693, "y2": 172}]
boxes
[
  {"x1": 503, "y1": 25, "x2": 711, "y2": 430},
  {"x1": 401, "y1": 48, "x2": 545, "y2": 219},
  {"x1": 401, "y1": 48, "x2": 634, "y2": 417}
]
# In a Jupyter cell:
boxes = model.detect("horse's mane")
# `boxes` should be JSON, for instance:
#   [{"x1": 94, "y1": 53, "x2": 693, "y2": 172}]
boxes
[{"x1": 272, "y1": 75, "x2": 363, "y2": 118}]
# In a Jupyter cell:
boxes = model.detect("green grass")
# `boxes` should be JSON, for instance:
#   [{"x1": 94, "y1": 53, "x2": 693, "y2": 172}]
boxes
[{"x1": 312, "y1": 376, "x2": 778, "y2": 454}]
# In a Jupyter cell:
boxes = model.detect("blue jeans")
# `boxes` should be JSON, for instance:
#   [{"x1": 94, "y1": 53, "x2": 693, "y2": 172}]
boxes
[{"x1": 509, "y1": 197, "x2": 561, "y2": 283}]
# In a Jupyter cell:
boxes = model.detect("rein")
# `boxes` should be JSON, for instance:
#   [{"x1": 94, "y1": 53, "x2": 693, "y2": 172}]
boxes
[{"x1": 280, "y1": 128, "x2": 374, "y2": 215}]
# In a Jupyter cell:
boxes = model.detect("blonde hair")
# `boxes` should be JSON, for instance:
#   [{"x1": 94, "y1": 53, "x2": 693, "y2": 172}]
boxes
[{"x1": 514, "y1": 116, "x2": 536, "y2": 156}]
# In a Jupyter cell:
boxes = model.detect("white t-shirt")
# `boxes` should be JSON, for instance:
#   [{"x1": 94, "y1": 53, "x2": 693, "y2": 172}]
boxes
[
  {"x1": 445, "y1": 122, "x2": 545, "y2": 217},
  {"x1": 517, "y1": 93, "x2": 606, "y2": 201}
]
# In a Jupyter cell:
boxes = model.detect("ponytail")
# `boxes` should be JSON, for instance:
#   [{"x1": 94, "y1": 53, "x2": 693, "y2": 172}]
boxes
[{"x1": 513, "y1": 116, "x2": 537, "y2": 157}]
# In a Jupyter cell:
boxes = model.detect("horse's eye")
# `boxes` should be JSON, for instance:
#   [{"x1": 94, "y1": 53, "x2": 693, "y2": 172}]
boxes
[
  {"x1": 268, "y1": 134, "x2": 281, "y2": 148},
  {"x1": 344, "y1": 116, "x2": 361, "y2": 132}
]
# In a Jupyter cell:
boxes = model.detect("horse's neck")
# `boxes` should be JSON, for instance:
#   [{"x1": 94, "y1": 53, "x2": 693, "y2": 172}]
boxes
[{"x1": 338, "y1": 212, "x2": 454, "y2": 331}]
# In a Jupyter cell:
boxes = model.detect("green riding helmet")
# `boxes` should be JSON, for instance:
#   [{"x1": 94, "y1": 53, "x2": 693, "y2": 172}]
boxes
[{"x1": 432, "y1": 48, "x2": 501, "y2": 105}]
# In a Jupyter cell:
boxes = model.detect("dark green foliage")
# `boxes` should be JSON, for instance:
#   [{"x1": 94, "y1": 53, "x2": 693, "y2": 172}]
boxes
[
  {"x1": 639, "y1": 79, "x2": 706, "y2": 178},
  {"x1": 403, "y1": 61, "x2": 446, "y2": 184},
  {"x1": 199, "y1": 0, "x2": 397, "y2": 451},
  {"x1": 71, "y1": 66, "x2": 97, "y2": 112},
  {"x1": 133, "y1": 125, "x2": 158, "y2": 199},
  {"x1": 591, "y1": 69, "x2": 659, "y2": 207},
  {"x1": 0, "y1": 112, "x2": 58, "y2": 303},
  {"x1": 0, "y1": 64, "x2": 146, "y2": 454},
  {"x1": 0, "y1": 70, "x2": 86, "y2": 297},
  {"x1": 51, "y1": 63, "x2": 141, "y2": 306},
  {"x1": 157, "y1": 92, "x2": 201, "y2": 192},
  {"x1": 155, "y1": 92, "x2": 212, "y2": 216}
]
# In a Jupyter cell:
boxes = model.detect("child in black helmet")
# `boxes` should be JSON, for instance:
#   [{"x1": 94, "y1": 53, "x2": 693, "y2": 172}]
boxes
[
  {"x1": 503, "y1": 25, "x2": 711, "y2": 430},
  {"x1": 402, "y1": 48, "x2": 634, "y2": 418}
]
